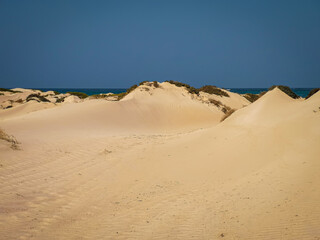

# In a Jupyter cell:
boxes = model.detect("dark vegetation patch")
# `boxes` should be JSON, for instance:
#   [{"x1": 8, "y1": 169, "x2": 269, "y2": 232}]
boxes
[
  {"x1": 153, "y1": 81, "x2": 159, "y2": 88},
  {"x1": 67, "y1": 92, "x2": 88, "y2": 99},
  {"x1": 110, "y1": 84, "x2": 139, "y2": 101},
  {"x1": 198, "y1": 85, "x2": 229, "y2": 97},
  {"x1": 221, "y1": 109, "x2": 235, "y2": 122},
  {"x1": 165, "y1": 80, "x2": 199, "y2": 95},
  {"x1": 209, "y1": 99, "x2": 223, "y2": 107},
  {"x1": 221, "y1": 106, "x2": 232, "y2": 114},
  {"x1": 26, "y1": 94, "x2": 50, "y2": 102},
  {"x1": 139, "y1": 81, "x2": 160, "y2": 88},
  {"x1": 145, "y1": 82, "x2": 153, "y2": 87},
  {"x1": 0, "y1": 93, "x2": 3, "y2": 96},
  {"x1": 0, "y1": 88, "x2": 22, "y2": 93},
  {"x1": 110, "y1": 92, "x2": 126, "y2": 100},
  {"x1": 243, "y1": 93, "x2": 260, "y2": 103},
  {"x1": 305, "y1": 88, "x2": 320, "y2": 99},
  {"x1": 259, "y1": 91, "x2": 267, "y2": 97},
  {"x1": 15, "y1": 99, "x2": 23, "y2": 103},
  {"x1": 207, "y1": 98, "x2": 233, "y2": 115},
  {"x1": 54, "y1": 91, "x2": 60, "y2": 95},
  {"x1": 126, "y1": 84, "x2": 138, "y2": 93},
  {"x1": 268, "y1": 85, "x2": 300, "y2": 99},
  {"x1": 56, "y1": 97, "x2": 65, "y2": 103},
  {"x1": 139, "y1": 81, "x2": 148, "y2": 86},
  {"x1": 0, "y1": 129, "x2": 20, "y2": 150},
  {"x1": 90, "y1": 94, "x2": 110, "y2": 99}
]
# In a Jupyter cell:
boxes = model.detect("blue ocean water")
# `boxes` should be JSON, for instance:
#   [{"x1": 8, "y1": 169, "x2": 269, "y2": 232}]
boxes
[
  {"x1": 37, "y1": 87, "x2": 314, "y2": 98},
  {"x1": 228, "y1": 88, "x2": 313, "y2": 98},
  {"x1": 38, "y1": 88, "x2": 127, "y2": 95}
]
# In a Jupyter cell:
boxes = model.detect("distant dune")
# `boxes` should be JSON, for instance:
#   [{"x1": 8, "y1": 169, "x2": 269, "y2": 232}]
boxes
[{"x1": 0, "y1": 83, "x2": 319, "y2": 239}]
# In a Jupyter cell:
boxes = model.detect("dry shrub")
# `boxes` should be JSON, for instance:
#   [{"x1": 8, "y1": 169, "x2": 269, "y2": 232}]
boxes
[
  {"x1": 165, "y1": 80, "x2": 199, "y2": 95},
  {"x1": 243, "y1": 93, "x2": 260, "y2": 102},
  {"x1": 110, "y1": 84, "x2": 139, "y2": 101},
  {"x1": 306, "y1": 88, "x2": 320, "y2": 99},
  {"x1": 209, "y1": 99, "x2": 222, "y2": 107},
  {"x1": 153, "y1": 81, "x2": 159, "y2": 88},
  {"x1": 221, "y1": 106, "x2": 231, "y2": 114},
  {"x1": 67, "y1": 92, "x2": 88, "y2": 99},
  {"x1": 268, "y1": 85, "x2": 299, "y2": 99},
  {"x1": 26, "y1": 93, "x2": 50, "y2": 102},
  {"x1": 110, "y1": 92, "x2": 127, "y2": 100},
  {"x1": 139, "y1": 81, "x2": 160, "y2": 88},
  {"x1": 199, "y1": 85, "x2": 229, "y2": 97},
  {"x1": 221, "y1": 109, "x2": 235, "y2": 122},
  {"x1": 90, "y1": 94, "x2": 110, "y2": 99},
  {"x1": 0, "y1": 88, "x2": 22, "y2": 93},
  {"x1": 0, "y1": 129, "x2": 20, "y2": 150},
  {"x1": 56, "y1": 97, "x2": 65, "y2": 103},
  {"x1": 139, "y1": 81, "x2": 148, "y2": 86}
]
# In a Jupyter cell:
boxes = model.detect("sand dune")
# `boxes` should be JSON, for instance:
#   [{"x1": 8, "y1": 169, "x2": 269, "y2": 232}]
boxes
[
  {"x1": 0, "y1": 83, "x2": 222, "y2": 139},
  {"x1": 0, "y1": 82, "x2": 249, "y2": 138},
  {"x1": 0, "y1": 86, "x2": 319, "y2": 239}
]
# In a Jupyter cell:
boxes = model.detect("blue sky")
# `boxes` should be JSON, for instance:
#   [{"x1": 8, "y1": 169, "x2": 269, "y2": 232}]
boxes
[{"x1": 0, "y1": 0, "x2": 319, "y2": 88}]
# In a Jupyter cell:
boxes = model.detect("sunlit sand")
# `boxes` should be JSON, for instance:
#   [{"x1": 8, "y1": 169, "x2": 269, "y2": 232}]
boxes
[{"x1": 0, "y1": 83, "x2": 319, "y2": 239}]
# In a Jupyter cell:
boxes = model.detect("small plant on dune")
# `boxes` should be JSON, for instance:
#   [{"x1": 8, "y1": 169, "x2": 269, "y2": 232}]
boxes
[
  {"x1": 209, "y1": 99, "x2": 222, "y2": 107},
  {"x1": 259, "y1": 91, "x2": 267, "y2": 97},
  {"x1": 0, "y1": 88, "x2": 22, "y2": 93},
  {"x1": 0, "y1": 129, "x2": 20, "y2": 150},
  {"x1": 305, "y1": 88, "x2": 320, "y2": 99},
  {"x1": 117, "y1": 92, "x2": 127, "y2": 100},
  {"x1": 165, "y1": 80, "x2": 199, "y2": 95},
  {"x1": 110, "y1": 84, "x2": 139, "y2": 100},
  {"x1": 90, "y1": 94, "x2": 110, "y2": 99},
  {"x1": 15, "y1": 99, "x2": 23, "y2": 103},
  {"x1": 140, "y1": 81, "x2": 160, "y2": 88},
  {"x1": 268, "y1": 85, "x2": 300, "y2": 99},
  {"x1": 110, "y1": 92, "x2": 127, "y2": 100},
  {"x1": 126, "y1": 84, "x2": 138, "y2": 93},
  {"x1": 208, "y1": 98, "x2": 234, "y2": 115},
  {"x1": 153, "y1": 81, "x2": 159, "y2": 88},
  {"x1": 221, "y1": 108, "x2": 235, "y2": 122},
  {"x1": 221, "y1": 105, "x2": 232, "y2": 114},
  {"x1": 56, "y1": 97, "x2": 65, "y2": 103},
  {"x1": 31, "y1": 89, "x2": 43, "y2": 92},
  {"x1": 54, "y1": 91, "x2": 60, "y2": 95},
  {"x1": 67, "y1": 92, "x2": 88, "y2": 99},
  {"x1": 198, "y1": 85, "x2": 229, "y2": 97},
  {"x1": 26, "y1": 93, "x2": 50, "y2": 102},
  {"x1": 139, "y1": 81, "x2": 148, "y2": 86},
  {"x1": 243, "y1": 93, "x2": 260, "y2": 103},
  {"x1": 0, "y1": 93, "x2": 3, "y2": 96}
]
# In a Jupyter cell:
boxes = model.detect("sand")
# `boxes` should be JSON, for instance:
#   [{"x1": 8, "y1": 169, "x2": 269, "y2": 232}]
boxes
[{"x1": 0, "y1": 85, "x2": 319, "y2": 239}]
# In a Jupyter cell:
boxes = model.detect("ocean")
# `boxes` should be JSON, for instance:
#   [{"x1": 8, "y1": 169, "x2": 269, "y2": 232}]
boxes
[
  {"x1": 227, "y1": 88, "x2": 313, "y2": 98},
  {"x1": 37, "y1": 88, "x2": 314, "y2": 98}
]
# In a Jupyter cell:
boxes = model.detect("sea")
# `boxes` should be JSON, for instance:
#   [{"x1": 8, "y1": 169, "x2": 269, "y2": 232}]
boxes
[{"x1": 37, "y1": 88, "x2": 314, "y2": 98}]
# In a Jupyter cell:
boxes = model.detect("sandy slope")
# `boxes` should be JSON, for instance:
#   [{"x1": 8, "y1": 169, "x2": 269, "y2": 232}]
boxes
[
  {"x1": 0, "y1": 83, "x2": 223, "y2": 139},
  {"x1": 0, "y1": 88, "x2": 319, "y2": 239}
]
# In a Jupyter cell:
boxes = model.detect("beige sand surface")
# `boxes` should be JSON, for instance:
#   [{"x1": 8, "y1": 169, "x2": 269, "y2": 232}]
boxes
[{"x1": 0, "y1": 87, "x2": 319, "y2": 239}]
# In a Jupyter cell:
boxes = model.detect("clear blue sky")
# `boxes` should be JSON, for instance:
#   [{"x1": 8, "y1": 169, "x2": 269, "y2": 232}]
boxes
[{"x1": 1, "y1": 0, "x2": 319, "y2": 88}]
